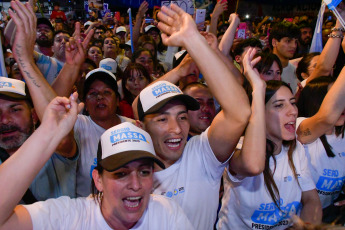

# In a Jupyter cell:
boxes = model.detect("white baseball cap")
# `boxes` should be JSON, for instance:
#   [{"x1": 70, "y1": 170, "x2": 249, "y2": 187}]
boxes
[
  {"x1": 100, "y1": 58, "x2": 117, "y2": 74},
  {"x1": 115, "y1": 26, "x2": 127, "y2": 34},
  {"x1": 98, "y1": 122, "x2": 165, "y2": 171},
  {"x1": 0, "y1": 77, "x2": 28, "y2": 99},
  {"x1": 136, "y1": 81, "x2": 200, "y2": 121}
]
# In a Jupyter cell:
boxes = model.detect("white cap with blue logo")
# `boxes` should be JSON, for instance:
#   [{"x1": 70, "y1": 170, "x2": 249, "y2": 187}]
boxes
[
  {"x1": 97, "y1": 122, "x2": 165, "y2": 171},
  {"x1": 0, "y1": 77, "x2": 28, "y2": 99},
  {"x1": 136, "y1": 81, "x2": 200, "y2": 121},
  {"x1": 100, "y1": 58, "x2": 117, "y2": 74}
]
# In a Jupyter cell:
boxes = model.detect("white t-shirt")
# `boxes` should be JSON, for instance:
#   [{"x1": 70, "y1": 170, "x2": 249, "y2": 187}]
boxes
[
  {"x1": 74, "y1": 115, "x2": 134, "y2": 197},
  {"x1": 217, "y1": 141, "x2": 315, "y2": 230},
  {"x1": 297, "y1": 117, "x2": 345, "y2": 208},
  {"x1": 152, "y1": 128, "x2": 228, "y2": 230},
  {"x1": 282, "y1": 62, "x2": 299, "y2": 95},
  {"x1": 24, "y1": 195, "x2": 194, "y2": 230}
]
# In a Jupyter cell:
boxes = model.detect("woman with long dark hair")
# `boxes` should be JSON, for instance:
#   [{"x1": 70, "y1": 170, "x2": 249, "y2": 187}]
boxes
[
  {"x1": 119, "y1": 63, "x2": 152, "y2": 119},
  {"x1": 296, "y1": 64, "x2": 345, "y2": 223},
  {"x1": 217, "y1": 48, "x2": 321, "y2": 229}
]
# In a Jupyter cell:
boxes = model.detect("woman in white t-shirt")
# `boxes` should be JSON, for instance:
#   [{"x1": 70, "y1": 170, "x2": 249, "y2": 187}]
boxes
[
  {"x1": 217, "y1": 48, "x2": 321, "y2": 230},
  {"x1": 0, "y1": 93, "x2": 193, "y2": 230},
  {"x1": 296, "y1": 64, "x2": 345, "y2": 223}
]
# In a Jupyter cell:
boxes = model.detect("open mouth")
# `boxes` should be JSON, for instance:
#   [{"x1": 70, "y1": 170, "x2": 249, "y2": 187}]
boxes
[
  {"x1": 165, "y1": 138, "x2": 182, "y2": 149},
  {"x1": 123, "y1": 196, "x2": 142, "y2": 209},
  {"x1": 199, "y1": 114, "x2": 211, "y2": 121},
  {"x1": 96, "y1": 103, "x2": 107, "y2": 108},
  {"x1": 284, "y1": 121, "x2": 295, "y2": 133}
]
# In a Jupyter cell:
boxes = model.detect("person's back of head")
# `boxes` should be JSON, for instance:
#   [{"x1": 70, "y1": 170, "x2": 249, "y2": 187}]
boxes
[{"x1": 231, "y1": 38, "x2": 263, "y2": 67}]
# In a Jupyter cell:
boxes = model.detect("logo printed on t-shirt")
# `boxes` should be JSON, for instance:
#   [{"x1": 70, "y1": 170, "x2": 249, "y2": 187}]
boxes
[
  {"x1": 251, "y1": 199, "x2": 301, "y2": 227},
  {"x1": 316, "y1": 169, "x2": 345, "y2": 193}
]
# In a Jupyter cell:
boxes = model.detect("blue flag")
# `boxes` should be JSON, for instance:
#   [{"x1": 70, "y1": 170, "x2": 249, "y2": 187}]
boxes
[{"x1": 310, "y1": 2, "x2": 325, "y2": 53}]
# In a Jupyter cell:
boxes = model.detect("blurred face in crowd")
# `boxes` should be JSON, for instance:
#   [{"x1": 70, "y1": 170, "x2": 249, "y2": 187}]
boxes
[
  {"x1": 94, "y1": 29, "x2": 105, "y2": 40},
  {"x1": 125, "y1": 69, "x2": 150, "y2": 97},
  {"x1": 85, "y1": 80, "x2": 118, "y2": 121},
  {"x1": 300, "y1": 27, "x2": 312, "y2": 45},
  {"x1": 55, "y1": 22, "x2": 64, "y2": 31},
  {"x1": 272, "y1": 37, "x2": 297, "y2": 60},
  {"x1": 105, "y1": 30, "x2": 113, "y2": 38},
  {"x1": 142, "y1": 43, "x2": 155, "y2": 57},
  {"x1": 147, "y1": 29, "x2": 160, "y2": 45},
  {"x1": 88, "y1": 46, "x2": 103, "y2": 67},
  {"x1": 10, "y1": 63, "x2": 23, "y2": 81},
  {"x1": 36, "y1": 24, "x2": 54, "y2": 47},
  {"x1": 260, "y1": 61, "x2": 281, "y2": 81},
  {"x1": 235, "y1": 46, "x2": 262, "y2": 67},
  {"x1": 184, "y1": 86, "x2": 215, "y2": 136},
  {"x1": 116, "y1": 31, "x2": 126, "y2": 44},
  {"x1": 103, "y1": 37, "x2": 118, "y2": 56},
  {"x1": 52, "y1": 32, "x2": 70, "y2": 60},
  {"x1": 135, "y1": 51, "x2": 154, "y2": 75},
  {"x1": 0, "y1": 96, "x2": 36, "y2": 155}
]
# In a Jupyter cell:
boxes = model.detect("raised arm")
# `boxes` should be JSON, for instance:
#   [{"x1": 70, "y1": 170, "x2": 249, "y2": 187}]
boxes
[
  {"x1": 10, "y1": 0, "x2": 79, "y2": 158},
  {"x1": 201, "y1": 31, "x2": 243, "y2": 84},
  {"x1": 297, "y1": 64, "x2": 345, "y2": 144},
  {"x1": 0, "y1": 92, "x2": 82, "y2": 230},
  {"x1": 52, "y1": 23, "x2": 94, "y2": 97},
  {"x1": 133, "y1": 1, "x2": 149, "y2": 50},
  {"x1": 229, "y1": 48, "x2": 266, "y2": 176},
  {"x1": 10, "y1": 0, "x2": 56, "y2": 120},
  {"x1": 218, "y1": 13, "x2": 240, "y2": 59},
  {"x1": 157, "y1": 4, "x2": 251, "y2": 162},
  {"x1": 306, "y1": 19, "x2": 343, "y2": 84},
  {"x1": 208, "y1": 0, "x2": 227, "y2": 36}
]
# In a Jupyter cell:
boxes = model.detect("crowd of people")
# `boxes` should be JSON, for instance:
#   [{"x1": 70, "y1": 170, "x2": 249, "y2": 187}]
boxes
[{"x1": 0, "y1": 0, "x2": 345, "y2": 229}]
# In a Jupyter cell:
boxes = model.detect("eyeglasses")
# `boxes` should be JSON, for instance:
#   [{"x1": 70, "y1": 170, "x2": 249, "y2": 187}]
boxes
[{"x1": 86, "y1": 90, "x2": 114, "y2": 100}]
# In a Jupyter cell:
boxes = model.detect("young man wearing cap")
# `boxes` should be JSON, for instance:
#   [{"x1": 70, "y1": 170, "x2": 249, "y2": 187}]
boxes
[
  {"x1": 102, "y1": 36, "x2": 131, "y2": 72},
  {"x1": 130, "y1": 5, "x2": 261, "y2": 230},
  {"x1": 0, "y1": 77, "x2": 78, "y2": 202},
  {"x1": 35, "y1": 17, "x2": 54, "y2": 57}
]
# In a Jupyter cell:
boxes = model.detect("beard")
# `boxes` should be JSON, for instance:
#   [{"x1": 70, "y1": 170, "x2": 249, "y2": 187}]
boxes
[
  {"x1": 36, "y1": 37, "x2": 53, "y2": 47},
  {"x1": 0, "y1": 123, "x2": 34, "y2": 151}
]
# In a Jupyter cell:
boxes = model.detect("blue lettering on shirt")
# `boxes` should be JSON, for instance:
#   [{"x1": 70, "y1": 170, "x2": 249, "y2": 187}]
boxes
[
  {"x1": 316, "y1": 176, "x2": 345, "y2": 192},
  {"x1": 251, "y1": 201, "x2": 301, "y2": 225}
]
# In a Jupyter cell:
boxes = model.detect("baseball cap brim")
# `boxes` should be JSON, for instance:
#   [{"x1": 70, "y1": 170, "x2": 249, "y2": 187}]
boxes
[
  {"x1": 138, "y1": 94, "x2": 200, "y2": 121},
  {"x1": 99, "y1": 150, "x2": 165, "y2": 171},
  {"x1": 0, "y1": 92, "x2": 28, "y2": 100}
]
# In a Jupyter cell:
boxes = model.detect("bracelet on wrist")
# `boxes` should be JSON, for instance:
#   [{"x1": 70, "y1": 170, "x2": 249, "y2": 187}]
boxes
[
  {"x1": 328, "y1": 33, "x2": 344, "y2": 38},
  {"x1": 331, "y1": 27, "x2": 345, "y2": 32}
]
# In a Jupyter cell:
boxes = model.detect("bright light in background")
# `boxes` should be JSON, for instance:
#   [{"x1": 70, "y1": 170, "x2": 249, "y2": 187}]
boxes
[{"x1": 245, "y1": 14, "x2": 250, "y2": 19}]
